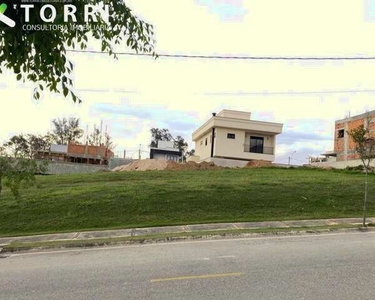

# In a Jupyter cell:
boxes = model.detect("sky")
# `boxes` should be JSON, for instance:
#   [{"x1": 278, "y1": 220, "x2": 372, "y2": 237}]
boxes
[{"x1": 1, "y1": 0, "x2": 375, "y2": 164}]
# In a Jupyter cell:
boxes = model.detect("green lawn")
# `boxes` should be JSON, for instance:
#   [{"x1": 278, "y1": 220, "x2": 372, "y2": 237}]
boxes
[{"x1": 0, "y1": 168, "x2": 374, "y2": 237}]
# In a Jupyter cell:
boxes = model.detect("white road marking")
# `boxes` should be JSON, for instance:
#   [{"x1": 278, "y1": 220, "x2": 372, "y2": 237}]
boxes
[{"x1": 217, "y1": 255, "x2": 236, "y2": 259}]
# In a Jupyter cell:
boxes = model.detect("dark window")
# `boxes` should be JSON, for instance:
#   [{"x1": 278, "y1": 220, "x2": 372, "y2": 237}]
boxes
[
  {"x1": 250, "y1": 136, "x2": 264, "y2": 153},
  {"x1": 337, "y1": 129, "x2": 344, "y2": 138},
  {"x1": 205, "y1": 138, "x2": 208, "y2": 146},
  {"x1": 227, "y1": 133, "x2": 235, "y2": 139}
]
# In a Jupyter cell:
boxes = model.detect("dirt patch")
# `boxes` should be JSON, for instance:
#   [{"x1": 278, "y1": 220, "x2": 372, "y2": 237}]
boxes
[
  {"x1": 112, "y1": 159, "x2": 225, "y2": 172},
  {"x1": 245, "y1": 160, "x2": 273, "y2": 168},
  {"x1": 112, "y1": 159, "x2": 169, "y2": 171},
  {"x1": 166, "y1": 161, "x2": 224, "y2": 171}
]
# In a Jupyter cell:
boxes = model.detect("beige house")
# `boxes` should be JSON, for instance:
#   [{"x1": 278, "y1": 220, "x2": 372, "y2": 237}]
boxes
[{"x1": 189, "y1": 110, "x2": 283, "y2": 167}]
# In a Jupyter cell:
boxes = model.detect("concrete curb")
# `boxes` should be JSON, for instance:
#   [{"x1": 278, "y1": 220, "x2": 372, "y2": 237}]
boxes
[
  {"x1": 1, "y1": 217, "x2": 374, "y2": 246},
  {"x1": 2, "y1": 226, "x2": 375, "y2": 254}
]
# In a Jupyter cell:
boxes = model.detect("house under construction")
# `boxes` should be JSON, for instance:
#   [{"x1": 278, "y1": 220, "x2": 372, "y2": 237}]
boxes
[{"x1": 34, "y1": 143, "x2": 114, "y2": 165}]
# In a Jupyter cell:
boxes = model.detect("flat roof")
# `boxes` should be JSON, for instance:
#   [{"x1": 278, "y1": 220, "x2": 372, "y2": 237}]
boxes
[{"x1": 192, "y1": 115, "x2": 283, "y2": 141}]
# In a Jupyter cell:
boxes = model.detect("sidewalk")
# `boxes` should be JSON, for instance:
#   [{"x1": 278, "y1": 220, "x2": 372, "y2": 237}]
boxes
[{"x1": 1, "y1": 217, "x2": 373, "y2": 247}]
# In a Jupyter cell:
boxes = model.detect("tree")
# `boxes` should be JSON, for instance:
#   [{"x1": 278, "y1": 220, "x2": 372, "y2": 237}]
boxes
[
  {"x1": 0, "y1": 1, "x2": 156, "y2": 102},
  {"x1": 104, "y1": 132, "x2": 115, "y2": 151},
  {"x1": 88, "y1": 126, "x2": 101, "y2": 146},
  {"x1": 3, "y1": 134, "x2": 30, "y2": 158},
  {"x1": 347, "y1": 112, "x2": 375, "y2": 227},
  {"x1": 186, "y1": 149, "x2": 195, "y2": 157},
  {"x1": 150, "y1": 128, "x2": 189, "y2": 159},
  {"x1": 27, "y1": 134, "x2": 50, "y2": 155},
  {"x1": 51, "y1": 117, "x2": 83, "y2": 145},
  {"x1": 3, "y1": 134, "x2": 52, "y2": 159},
  {"x1": 174, "y1": 135, "x2": 188, "y2": 152},
  {"x1": 0, "y1": 144, "x2": 47, "y2": 198},
  {"x1": 150, "y1": 128, "x2": 173, "y2": 148}
]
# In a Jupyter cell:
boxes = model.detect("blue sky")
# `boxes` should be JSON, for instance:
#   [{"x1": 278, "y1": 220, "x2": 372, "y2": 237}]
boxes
[{"x1": 1, "y1": 0, "x2": 375, "y2": 164}]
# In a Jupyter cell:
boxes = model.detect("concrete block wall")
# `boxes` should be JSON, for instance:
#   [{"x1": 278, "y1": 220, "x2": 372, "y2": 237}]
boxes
[{"x1": 40, "y1": 160, "x2": 108, "y2": 174}]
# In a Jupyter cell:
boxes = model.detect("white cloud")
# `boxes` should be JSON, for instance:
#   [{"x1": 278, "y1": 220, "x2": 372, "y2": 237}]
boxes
[{"x1": 1, "y1": 0, "x2": 375, "y2": 161}]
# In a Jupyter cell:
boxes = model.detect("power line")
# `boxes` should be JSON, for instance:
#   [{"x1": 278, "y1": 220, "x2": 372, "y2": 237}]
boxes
[
  {"x1": 67, "y1": 49, "x2": 375, "y2": 61},
  {"x1": 202, "y1": 89, "x2": 375, "y2": 96}
]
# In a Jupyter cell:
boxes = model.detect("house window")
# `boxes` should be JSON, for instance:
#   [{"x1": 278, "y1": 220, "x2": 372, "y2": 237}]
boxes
[
  {"x1": 205, "y1": 138, "x2": 208, "y2": 146},
  {"x1": 250, "y1": 136, "x2": 264, "y2": 154},
  {"x1": 200, "y1": 140, "x2": 203, "y2": 146},
  {"x1": 337, "y1": 129, "x2": 344, "y2": 138},
  {"x1": 227, "y1": 133, "x2": 235, "y2": 139}
]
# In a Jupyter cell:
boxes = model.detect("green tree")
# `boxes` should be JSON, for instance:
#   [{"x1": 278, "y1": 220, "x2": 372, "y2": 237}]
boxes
[
  {"x1": 3, "y1": 134, "x2": 30, "y2": 158},
  {"x1": 150, "y1": 128, "x2": 188, "y2": 159},
  {"x1": 0, "y1": 1, "x2": 156, "y2": 102},
  {"x1": 186, "y1": 149, "x2": 195, "y2": 157},
  {"x1": 347, "y1": 112, "x2": 375, "y2": 227},
  {"x1": 104, "y1": 132, "x2": 115, "y2": 151},
  {"x1": 27, "y1": 134, "x2": 50, "y2": 155},
  {"x1": 174, "y1": 135, "x2": 188, "y2": 152},
  {"x1": 51, "y1": 117, "x2": 83, "y2": 145},
  {"x1": 88, "y1": 126, "x2": 101, "y2": 146},
  {"x1": 150, "y1": 128, "x2": 173, "y2": 148},
  {"x1": 0, "y1": 145, "x2": 47, "y2": 198}
]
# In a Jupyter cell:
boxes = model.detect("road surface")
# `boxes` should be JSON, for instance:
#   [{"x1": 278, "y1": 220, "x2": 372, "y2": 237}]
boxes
[{"x1": 1, "y1": 232, "x2": 375, "y2": 300}]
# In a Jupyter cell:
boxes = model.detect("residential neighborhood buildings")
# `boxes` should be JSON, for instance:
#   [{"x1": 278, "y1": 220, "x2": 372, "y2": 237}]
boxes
[
  {"x1": 188, "y1": 109, "x2": 283, "y2": 167},
  {"x1": 149, "y1": 140, "x2": 182, "y2": 162},
  {"x1": 313, "y1": 110, "x2": 375, "y2": 168},
  {"x1": 33, "y1": 143, "x2": 114, "y2": 165}
]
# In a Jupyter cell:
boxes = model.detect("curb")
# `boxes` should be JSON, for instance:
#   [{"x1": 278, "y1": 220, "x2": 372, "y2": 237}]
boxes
[{"x1": 2, "y1": 226, "x2": 374, "y2": 254}]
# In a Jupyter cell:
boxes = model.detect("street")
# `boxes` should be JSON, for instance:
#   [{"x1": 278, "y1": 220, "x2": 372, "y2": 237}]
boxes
[{"x1": 1, "y1": 232, "x2": 375, "y2": 300}]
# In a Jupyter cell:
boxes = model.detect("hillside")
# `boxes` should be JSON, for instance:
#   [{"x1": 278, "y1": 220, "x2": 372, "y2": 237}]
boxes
[{"x1": 0, "y1": 168, "x2": 374, "y2": 236}]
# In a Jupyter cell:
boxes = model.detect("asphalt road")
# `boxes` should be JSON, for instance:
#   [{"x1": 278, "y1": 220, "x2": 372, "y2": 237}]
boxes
[{"x1": 1, "y1": 232, "x2": 375, "y2": 300}]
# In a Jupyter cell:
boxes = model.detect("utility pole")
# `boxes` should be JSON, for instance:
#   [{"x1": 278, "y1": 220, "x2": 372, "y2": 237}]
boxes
[
  {"x1": 124, "y1": 150, "x2": 126, "y2": 159},
  {"x1": 138, "y1": 144, "x2": 141, "y2": 160},
  {"x1": 99, "y1": 120, "x2": 103, "y2": 145}
]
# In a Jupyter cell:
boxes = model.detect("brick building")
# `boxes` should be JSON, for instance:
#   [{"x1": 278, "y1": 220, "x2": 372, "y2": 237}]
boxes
[
  {"x1": 334, "y1": 110, "x2": 375, "y2": 162},
  {"x1": 34, "y1": 143, "x2": 114, "y2": 165}
]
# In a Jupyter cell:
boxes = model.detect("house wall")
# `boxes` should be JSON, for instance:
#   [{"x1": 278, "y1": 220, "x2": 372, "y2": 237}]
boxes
[
  {"x1": 192, "y1": 110, "x2": 283, "y2": 163},
  {"x1": 195, "y1": 130, "x2": 213, "y2": 161},
  {"x1": 334, "y1": 111, "x2": 375, "y2": 161},
  {"x1": 213, "y1": 128, "x2": 275, "y2": 161}
]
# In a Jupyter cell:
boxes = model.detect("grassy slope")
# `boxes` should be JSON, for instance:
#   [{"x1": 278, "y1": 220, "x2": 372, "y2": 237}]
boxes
[{"x1": 0, "y1": 168, "x2": 374, "y2": 236}]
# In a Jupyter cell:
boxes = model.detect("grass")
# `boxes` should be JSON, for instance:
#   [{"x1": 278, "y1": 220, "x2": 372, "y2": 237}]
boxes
[{"x1": 0, "y1": 167, "x2": 374, "y2": 237}]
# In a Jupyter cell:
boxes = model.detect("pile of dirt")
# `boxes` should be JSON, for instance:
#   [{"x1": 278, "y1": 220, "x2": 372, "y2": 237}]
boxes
[
  {"x1": 166, "y1": 161, "x2": 224, "y2": 171},
  {"x1": 245, "y1": 160, "x2": 273, "y2": 168},
  {"x1": 112, "y1": 159, "x2": 169, "y2": 171},
  {"x1": 112, "y1": 159, "x2": 224, "y2": 172}
]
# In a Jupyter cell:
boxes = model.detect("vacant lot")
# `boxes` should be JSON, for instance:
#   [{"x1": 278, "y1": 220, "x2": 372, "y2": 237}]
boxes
[{"x1": 0, "y1": 168, "x2": 374, "y2": 236}]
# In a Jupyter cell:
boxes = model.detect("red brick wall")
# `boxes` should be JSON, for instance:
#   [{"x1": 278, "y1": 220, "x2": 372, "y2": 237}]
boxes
[
  {"x1": 334, "y1": 112, "x2": 375, "y2": 161},
  {"x1": 68, "y1": 143, "x2": 114, "y2": 159},
  {"x1": 68, "y1": 143, "x2": 86, "y2": 155}
]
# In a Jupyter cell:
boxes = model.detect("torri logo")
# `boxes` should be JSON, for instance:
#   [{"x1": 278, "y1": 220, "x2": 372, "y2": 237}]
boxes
[
  {"x1": 0, "y1": 3, "x2": 16, "y2": 27},
  {"x1": 0, "y1": 2, "x2": 109, "y2": 28}
]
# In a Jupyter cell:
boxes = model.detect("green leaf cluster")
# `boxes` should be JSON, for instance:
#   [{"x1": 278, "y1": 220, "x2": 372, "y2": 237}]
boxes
[{"x1": 0, "y1": 1, "x2": 156, "y2": 102}]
